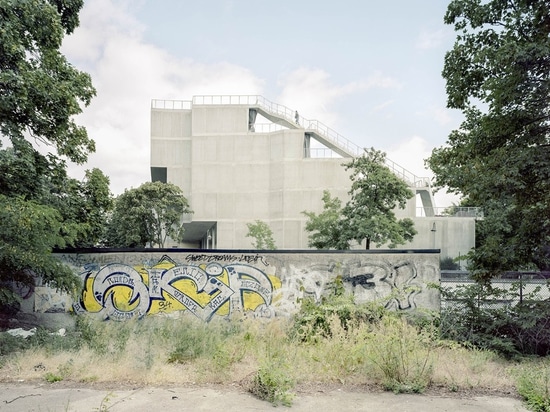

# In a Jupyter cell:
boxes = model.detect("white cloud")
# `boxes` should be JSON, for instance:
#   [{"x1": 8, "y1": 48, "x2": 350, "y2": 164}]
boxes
[
  {"x1": 276, "y1": 68, "x2": 400, "y2": 128},
  {"x1": 415, "y1": 106, "x2": 454, "y2": 126},
  {"x1": 415, "y1": 29, "x2": 448, "y2": 50},
  {"x1": 62, "y1": 0, "x2": 264, "y2": 195},
  {"x1": 386, "y1": 136, "x2": 460, "y2": 208}
]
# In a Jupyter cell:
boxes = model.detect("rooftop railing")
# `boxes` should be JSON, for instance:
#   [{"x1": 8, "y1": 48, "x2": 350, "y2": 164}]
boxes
[
  {"x1": 416, "y1": 207, "x2": 484, "y2": 218},
  {"x1": 152, "y1": 95, "x2": 432, "y2": 191}
]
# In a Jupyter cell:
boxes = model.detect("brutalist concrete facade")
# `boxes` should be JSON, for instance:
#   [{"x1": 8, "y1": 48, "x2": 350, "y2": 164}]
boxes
[{"x1": 150, "y1": 95, "x2": 475, "y2": 259}]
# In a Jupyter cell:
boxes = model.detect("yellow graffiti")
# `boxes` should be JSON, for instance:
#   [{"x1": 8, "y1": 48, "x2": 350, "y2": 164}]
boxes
[{"x1": 77, "y1": 257, "x2": 280, "y2": 321}]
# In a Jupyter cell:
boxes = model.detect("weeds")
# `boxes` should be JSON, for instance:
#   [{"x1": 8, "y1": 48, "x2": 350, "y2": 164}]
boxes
[
  {"x1": 249, "y1": 358, "x2": 295, "y2": 406},
  {"x1": 513, "y1": 360, "x2": 550, "y2": 412},
  {"x1": 1, "y1": 296, "x2": 547, "y2": 409},
  {"x1": 366, "y1": 315, "x2": 435, "y2": 393}
]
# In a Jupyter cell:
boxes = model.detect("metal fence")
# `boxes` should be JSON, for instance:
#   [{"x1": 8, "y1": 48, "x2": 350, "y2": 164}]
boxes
[{"x1": 440, "y1": 271, "x2": 550, "y2": 309}]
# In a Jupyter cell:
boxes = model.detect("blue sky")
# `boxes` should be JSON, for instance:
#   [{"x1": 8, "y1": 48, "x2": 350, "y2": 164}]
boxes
[{"x1": 62, "y1": 0, "x2": 462, "y2": 206}]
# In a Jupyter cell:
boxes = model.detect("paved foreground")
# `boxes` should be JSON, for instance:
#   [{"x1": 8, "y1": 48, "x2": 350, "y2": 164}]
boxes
[{"x1": 0, "y1": 382, "x2": 528, "y2": 412}]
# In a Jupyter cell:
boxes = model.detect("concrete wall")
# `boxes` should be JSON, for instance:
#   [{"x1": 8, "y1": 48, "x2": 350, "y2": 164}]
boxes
[
  {"x1": 12, "y1": 250, "x2": 440, "y2": 323},
  {"x1": 150, "y1": 102, "x2": 476, "y2": 254}
]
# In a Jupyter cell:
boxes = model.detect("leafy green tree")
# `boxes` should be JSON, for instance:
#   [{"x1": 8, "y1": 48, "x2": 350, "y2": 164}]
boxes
[
  {"x1": 45, "y1": 168, "x2": 113, "y2": 248},
  {"x1": 0, "y1": 0, "x2": 95, "y2": 162},
  {"x1": 427, "y1": 0, "x2": 550, "y2": 280},
  {"x1": 105, "y1": 182, "x2": 193, "y2": 248},
  {"x1": 246, "y1": 220, "x2": 277, "y2": 249},
  {"x1": 0, "y1": 0, "x2": 98, "y2": 305},
  {"x1": 303, "y1": 191, "x2": 348, "y2": 249},
  {"x1": 0, "y1": 196, "x2": 79, "y2": 305},
  {"x1": 304, "y1": 149, "x2": 417, "y2": 249}
]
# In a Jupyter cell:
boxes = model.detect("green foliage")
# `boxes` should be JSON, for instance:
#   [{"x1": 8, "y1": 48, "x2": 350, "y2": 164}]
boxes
[
  {"x1": 440, "y1": 257, "x2": 461, "y2": 270},
  {"x1": 0, "y1": 0, "x2": 95, "y2": 164},
  {"x1": 44, "y1": 371, "x2": 63, "y2": 383},
  {"x1": 343, "y1": 148, "x2": 417, "y2": 249},
  {"x1": 0, "y1": 195, "x2": 82, "y2": 304},
  {"x1": 0, "y1": 0, "x2": 105, "y2": 305},
  {"x1": 514, "y1": 362, "x2": 550, "y2": 412},
  {"x1": 303, "y1": 148, "x2": 416, "y2": 249},
  {"x1": 167, "y1": 320, "x2": 243, "y2": 364},
  {"x1": 439, "y1": 282, "x2": 550, "y2": 357},
  {"x1": 249, "y1": 359, "x2": 295, "y2": 406},
  {"x1": 427, "y1": 0, "x2": 550, "y2": 280},
  {"x1": 303, "y1": 191, "x2": 349, "y2": 249},
  {"x1": 367, "y1": 316, "x2": 435, "y2": 394},
  {"x1": 105, "y1": 182, "x2": 192, "y2": 248},
  {"x1": 245, "y1": 220, "x2": 277, "y2": 249},
  {"x1": 290, "y1": 278, "x2": 386, "y2": 342}
]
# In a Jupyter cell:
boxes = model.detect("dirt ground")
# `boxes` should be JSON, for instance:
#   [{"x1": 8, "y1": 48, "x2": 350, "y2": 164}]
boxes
[{"x1": 0, "y1": 380, "x2": 529, "y2": 412}]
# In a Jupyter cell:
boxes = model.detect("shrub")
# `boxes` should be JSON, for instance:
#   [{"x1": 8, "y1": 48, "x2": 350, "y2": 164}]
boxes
[
  {"x1": 289, "y1": 290, "x2": 385, "y2": 343},
  {"x1": 439, "y1": 283, "x2": 550, "y2": 357},
  {"x1": 441, "y1": 257, "x2": 461, "y2": 270},
  {"x1": 366, "y1": 315, "x2": 435, "y2": 393},
  {"x1": 249, "y1": 360, "x2": 295, "y2": 406}
]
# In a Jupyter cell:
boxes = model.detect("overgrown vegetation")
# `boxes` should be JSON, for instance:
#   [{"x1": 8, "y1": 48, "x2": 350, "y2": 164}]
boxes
[
  {"x1": 439, "y1": 283, "x2": 550, "y2": 358},
  {"x1": 0, "y1": 289, "x2": 548, "y2": 409},
  {"x1": 514, "y1": 360, "x2": 550, "y2": 412}
]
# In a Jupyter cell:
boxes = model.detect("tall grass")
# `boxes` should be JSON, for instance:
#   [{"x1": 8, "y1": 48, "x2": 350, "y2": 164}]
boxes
[
  {"x1": 513, "y1": 359, "x2": 550, "y2": 412},
  {"x1": 0, "y1": 306, "x2": 545, "y2": 407}
]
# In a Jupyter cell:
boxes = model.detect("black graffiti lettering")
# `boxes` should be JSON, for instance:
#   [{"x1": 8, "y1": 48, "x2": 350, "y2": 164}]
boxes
[
  {"x1": 240, "y1": 280, "x2": 270, "y2": 296},
  {"x1": 172, "y1": 289, "x2": 199, "y2": 313},
  {"x1": 344, "y1": 274, "x2": 376, "y2": 289},
  {"x1": 208, "y1": 294, "x2": 226, "y2": 310},
  {"x1": 110, "y1": 310, "x2": 135, "y2": 320},
  {"x1": 107, "y1": 275, "x2": 135, "y2": 286},
  {"x1": 185, "y1": 254, "x2": 268, "y2": 266}
]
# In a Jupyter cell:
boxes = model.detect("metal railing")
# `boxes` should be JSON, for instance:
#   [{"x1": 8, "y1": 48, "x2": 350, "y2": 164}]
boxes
[
  {"x1": 441, "y1": 271, "x2": 550, "y2": 308},
  {"x1": 152, "y1": 95, "x2": 432, "y2": 191},
  {"x1": 151, "y1": 99, "x2": 192, "y2": 110},
  {"x1": 416, "y1": 207, "x2": 483, "y2": 218},
  {"x1": 306, "y1": 147, "x2": 342, "y2": 158}
]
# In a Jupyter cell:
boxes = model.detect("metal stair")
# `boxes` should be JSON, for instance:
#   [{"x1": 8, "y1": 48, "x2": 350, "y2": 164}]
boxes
[{"x1": 184, "y1": 95, "x2": 436, "y2": 214}]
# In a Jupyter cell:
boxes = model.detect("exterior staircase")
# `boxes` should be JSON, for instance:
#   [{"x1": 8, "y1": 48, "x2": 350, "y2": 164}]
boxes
[{"x1": 155, "y1": 95, "x2": 437, "y2": 215}]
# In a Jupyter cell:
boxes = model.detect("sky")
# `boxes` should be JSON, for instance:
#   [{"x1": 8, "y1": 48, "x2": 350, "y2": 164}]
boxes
[{"x1": 61, "y1": 0, "x2": 463, "y2": 207}]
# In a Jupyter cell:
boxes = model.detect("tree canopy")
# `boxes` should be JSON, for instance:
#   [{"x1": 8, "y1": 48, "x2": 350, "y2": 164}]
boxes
[
  {"x1": 0, "y1": 0, "x2": 101, "y2": 305},
  {"x1": 304, "y1": 148, "x2": 417, "y2": 249},
  {"x1": 427, "y1": 0, "x2": 550, "y2": 280},
  {"x1": 0, "y1": 0, "x2": 95, "y2": 163},
  {"x1": 105, "y1": 182, "x2": 193, "y2": 248},
  {"x1": 246, "y1": 220, "x2": 277, "y2": 250}
]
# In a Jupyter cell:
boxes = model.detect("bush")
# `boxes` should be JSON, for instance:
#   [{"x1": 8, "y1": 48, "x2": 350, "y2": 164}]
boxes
[
  {"x1": 289, "y1": 289, "x2": 385, "y2": 343},
  {"x1": 441, "y1": 257, "x2": 461, "y2": 270},
  {"x1": 249, "y1": 360, "x2": 295, "y2": 406},
  {"x1": 439, "y1": 283, "x2": 550, "y2": 357},
  {"x1": 366, "y1": 315, "x2": 435, "y2": 393}
]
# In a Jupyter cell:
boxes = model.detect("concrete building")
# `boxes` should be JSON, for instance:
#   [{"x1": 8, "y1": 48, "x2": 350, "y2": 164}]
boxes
[{"x1": 150, "y1": 95, "x2": 477, "y2": 259}]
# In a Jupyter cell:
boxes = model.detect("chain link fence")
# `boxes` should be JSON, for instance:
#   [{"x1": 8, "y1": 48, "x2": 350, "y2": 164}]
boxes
[
  {"x1": 439, "y1": 271, "x2": 550, "y2": 356},
  {"x1": 441, "y1": 271, "x2": 550, "y2": 309}
]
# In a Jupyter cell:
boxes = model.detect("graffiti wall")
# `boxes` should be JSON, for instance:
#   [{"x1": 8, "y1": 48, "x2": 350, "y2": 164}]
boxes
[{"x1": 27, "y1": 250, "x2": 440, "y2": 322}]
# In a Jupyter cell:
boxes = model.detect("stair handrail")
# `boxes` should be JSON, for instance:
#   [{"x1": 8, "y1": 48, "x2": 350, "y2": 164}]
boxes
[{"x1": 156, "y1": 95, "x2": 432, "y2": 189}]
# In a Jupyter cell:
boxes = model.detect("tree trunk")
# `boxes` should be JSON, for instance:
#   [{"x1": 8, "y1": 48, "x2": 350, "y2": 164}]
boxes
[{"x1": 366, "y1": 238, "x2": 370, "y2": 250}]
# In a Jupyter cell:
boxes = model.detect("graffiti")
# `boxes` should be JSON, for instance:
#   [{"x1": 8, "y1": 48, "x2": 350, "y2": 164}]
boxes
[
  {"x1": 185, "y1": 254, "x2": 269, "y2": 266},
  {"x1": 345, "y1": 274, "x2": 375, "y2": 289},
  {"x1": 74, "y1": 255, "x2": 279, "y2": 322},
  {"x1": 21, "y1": 251, "x2": 440, "y2": 322}
]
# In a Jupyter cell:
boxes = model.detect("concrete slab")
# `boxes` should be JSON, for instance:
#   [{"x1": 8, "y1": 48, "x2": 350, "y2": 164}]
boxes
[{"x1": 0, "y1": 382, "x2": 528, "y2": 412}]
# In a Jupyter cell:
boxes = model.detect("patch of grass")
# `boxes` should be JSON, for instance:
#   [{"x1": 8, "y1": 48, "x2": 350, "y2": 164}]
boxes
[
  {"x1": 249, "y1": 360, "x2": 295, "y2": 406},
  {"x1": 513, "y1": 360, "x2": 550, "y2": 412},
  {"x1": 44, "y1": 371, "x2": 63, "y2": 382},
  {"x1": 365, "y1": 315, "x2": 435, "y2": 393},
  {"x1": 0, "y1": 309, "x2": 538, "y2": 404}
]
